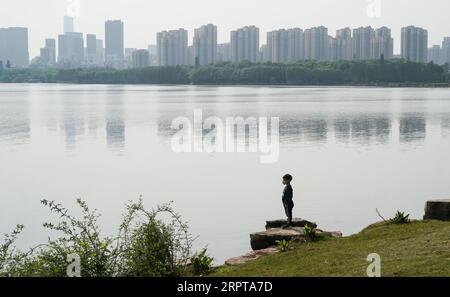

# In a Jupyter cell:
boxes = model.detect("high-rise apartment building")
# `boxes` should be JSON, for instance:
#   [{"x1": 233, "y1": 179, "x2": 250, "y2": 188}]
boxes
[
  {"x1": 401, "y1": 26, "x2": 428, "y2": 63},
  {"x1": 39, "y1": 38, "x2": 56, "y2": 66},
  {"x1": 64, "y1": 16, "x2": 74, "y2": 34},
  {"x1": 193, "y1": 24, "x2": 217, "y2": 66},
  {"x1": 335, "y1": 28, "x2": 353, "y2": 61},
  {"x1": 58, "y1": 32, "x2": 84, "y2": 66},
  {"x1": 353, "y1": 26, "x2": 375, "y2": 60},
  {"x1": 304, "y1": 26, "x2": 329, "y2": 61},
  {"x1": 230, "y1": 26, "x2": 259, "y2": 63},
  {"x1": 105, "y1": 20, "x2": 125, "y2": 67},
  {"x1": 132, "y1": 49, "x2": 150, "y2": 68},
  {"x1": 157, "y1": 29, "x2": 188, "y2": 66},
  {"x1": 217, "y1": 43, "x2": 231, "y2": 62},
  {"x1": 86, "y1": 34, "x2": 97, "y2": 64},
  {"x1": 0, "y1": 27, "x2": 29, "y2": 67},
  {"x1": 373, "y1": 27, "x2": 393, "y2": 59}
]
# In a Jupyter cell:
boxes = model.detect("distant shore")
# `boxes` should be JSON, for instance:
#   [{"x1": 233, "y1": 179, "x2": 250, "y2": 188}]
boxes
[{"x1": 1, "y1": 59, "x2": 449, "y2": 87}]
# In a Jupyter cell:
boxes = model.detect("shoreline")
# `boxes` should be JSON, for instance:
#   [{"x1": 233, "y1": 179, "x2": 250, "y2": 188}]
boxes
[{"x1": 0, "y1": 82, "x2": 449, "y2": 88}]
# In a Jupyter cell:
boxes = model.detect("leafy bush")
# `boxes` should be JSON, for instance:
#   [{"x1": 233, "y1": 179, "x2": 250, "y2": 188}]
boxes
[
  {"x1": 276, "y1": 240, "x2": 292, "y2": 252},
  {"x1": 304, "y1": 225, "x2": 317, "y2": 241},
  {"x1": 389, "y1": 211, "x2": 410, "y2": 225},
  {"x1": 191, "y1": 248, "x2": 214, "y2": 276},
  {"x1": 0, "y1": 199, "x2": 195, "y2": 277}
]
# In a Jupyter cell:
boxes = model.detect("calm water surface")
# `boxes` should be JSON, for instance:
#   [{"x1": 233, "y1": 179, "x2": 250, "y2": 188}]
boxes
[{"x1": 1, "y1": 84, "x2": 450, "y2": 263}]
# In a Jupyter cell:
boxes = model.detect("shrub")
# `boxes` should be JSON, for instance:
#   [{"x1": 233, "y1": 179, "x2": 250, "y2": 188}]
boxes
[
  {"x1": 0, "y1": 199, "x2": 195, "y2": 277},
  {"x1": 389, "y1": 211, "x2": 410, "y2": 225},
  {"x1": 304, "y1": 225, "x2": 317, "y2": 241},
  {"x1": 191, "y1": 248, "x2": 214, "y2": 276},
  {"x1": 276, "y1": 240, "x2": 292, "y2": 252}
]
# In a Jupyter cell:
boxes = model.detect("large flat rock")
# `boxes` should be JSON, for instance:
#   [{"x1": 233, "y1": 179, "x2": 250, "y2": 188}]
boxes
[
  {"x1": 424, "y1": 199, "x2": 450, "y2": 221},
  {"x1": 265, "y1": 218, "x2": 317, "y2": 230},
  {"x1": 225, "y1": 247, "x2": 279, "y2": 266},
  {"x1": 250, "y1": 227, "x2": 342, "y2": 250}
]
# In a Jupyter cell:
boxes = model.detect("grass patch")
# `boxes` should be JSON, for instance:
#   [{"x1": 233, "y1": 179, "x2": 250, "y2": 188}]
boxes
[{"x1": 212, "y1": 220, "x2": 450, "y2": 277}]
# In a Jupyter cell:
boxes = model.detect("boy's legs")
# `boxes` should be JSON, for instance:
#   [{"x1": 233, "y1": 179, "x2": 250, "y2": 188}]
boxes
[{"x1": 283, "y1": 200, "x2": 294, "y2": 227}]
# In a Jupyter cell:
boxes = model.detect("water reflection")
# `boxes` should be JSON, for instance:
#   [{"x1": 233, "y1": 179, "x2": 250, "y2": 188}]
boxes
[
  {"x1": 105, "y1": 95, "x2": 126, "y2": 152},
  {"x1": 0, "y1": 97, "x2": 30, "y2": 146},
  {"x1": 399, "y1": 114, "x2": 426, "y2": 143}
]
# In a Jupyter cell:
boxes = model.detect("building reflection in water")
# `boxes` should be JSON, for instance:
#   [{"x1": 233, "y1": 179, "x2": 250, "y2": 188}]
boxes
[
  {"x1": 155, "y1": 112, "x2": 431, "y2": 148},
  {"x1": 441, "y1": 113, "x2": 450, "y2": 137},
  {"x1": 60, "y1": 97, "x2": 85, "y2": 151},
  {"x1": 399, "y1": 114, "x2": 426, "y2": 143},
  {"x1": 105, "y1": 95, "x2": 126, "y2": 152},
  {"x1": 0, "y1": 97, "x2": 30, "y2": 146}
]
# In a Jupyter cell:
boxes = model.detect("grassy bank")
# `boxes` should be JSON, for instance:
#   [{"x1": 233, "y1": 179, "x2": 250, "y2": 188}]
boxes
[{"x1": 213, "y1": 220, "x2": 450, "y2": 277}]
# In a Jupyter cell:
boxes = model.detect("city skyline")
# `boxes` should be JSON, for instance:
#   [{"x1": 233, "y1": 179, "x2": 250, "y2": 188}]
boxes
[
  {"x1": 1, "y1": 0, "x2": 450, "y2": 58},
  {"x1": 2, "y1": 21, "x2": 450, "y2": 69}
]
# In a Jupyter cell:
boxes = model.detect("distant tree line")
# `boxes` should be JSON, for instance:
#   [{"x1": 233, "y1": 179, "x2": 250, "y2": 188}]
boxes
[{"x1": 0, "y1": 59, "x2": 449, "y2": 85}]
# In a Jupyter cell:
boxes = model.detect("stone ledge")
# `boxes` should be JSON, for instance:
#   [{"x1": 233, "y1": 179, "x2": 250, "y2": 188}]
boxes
[
  {"x1": 225, "y1": 247, "x2": 280, "y2": 266},
  {"x1": 265, "y1": 218, "x2": 317, "y2": 229},
  {"x1": 424, "y1": 199, "x2": 450, "y2": 221}
]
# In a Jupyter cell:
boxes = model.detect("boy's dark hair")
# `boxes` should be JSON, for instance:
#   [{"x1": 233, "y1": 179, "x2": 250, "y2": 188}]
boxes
[{"x1": 283, "y1": 174, "x2": 293, "y2": 182}]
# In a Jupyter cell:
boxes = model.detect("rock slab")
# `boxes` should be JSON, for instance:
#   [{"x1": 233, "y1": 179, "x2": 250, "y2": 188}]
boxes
[
  {"x1": 250, "y1": 227, "x2": 342, "y2": 250},
  {"x1": 424, "y1": 199, "x2": 450, "y2": 221},
  {"x1": 225, "y1": 247, "x2": 279, "y2": 266},
  {"x1": 265, "y1": 218, "x2": 317, "y2": 230}
]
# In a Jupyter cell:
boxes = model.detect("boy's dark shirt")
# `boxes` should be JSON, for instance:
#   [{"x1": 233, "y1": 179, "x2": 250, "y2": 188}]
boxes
[{"x1": 282, "y1": 185, "x2": 293, "y2": 203}]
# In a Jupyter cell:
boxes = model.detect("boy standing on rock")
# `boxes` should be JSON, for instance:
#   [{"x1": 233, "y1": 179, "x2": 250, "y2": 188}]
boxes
[{"x1": 281, "y1": 174, "x2": 294, "y2": 229}]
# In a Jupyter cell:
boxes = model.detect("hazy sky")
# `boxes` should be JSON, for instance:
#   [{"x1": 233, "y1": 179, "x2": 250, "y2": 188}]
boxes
[{"x1": 1, "y1": 0, "x2": 450, "y2": 58}]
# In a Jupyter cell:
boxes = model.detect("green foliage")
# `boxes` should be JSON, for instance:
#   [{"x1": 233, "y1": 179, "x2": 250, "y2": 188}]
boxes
[
  {"x1": 389, "y1": 211, "x2": 411, "y2": 225},
  {"x1": 304, "y1": 225, "x2": 317, "y2": 241},
  {"x1": 190, "y1": 248, "x2": 214, "y2": 275},
  {"x1": 276, "y1": 240, "x2": 292, "y2": 253},
  {"x1": 0, "y1": 199, "x2": 195, "y2": 277},
  {"x1": 1, "y1": 60, "x2": 448, "y2": 85}
]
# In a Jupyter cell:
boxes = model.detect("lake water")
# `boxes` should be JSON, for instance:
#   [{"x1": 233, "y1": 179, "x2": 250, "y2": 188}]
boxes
[{"x1": 1, "y1": 84, "x2": 450, "y2": 264}]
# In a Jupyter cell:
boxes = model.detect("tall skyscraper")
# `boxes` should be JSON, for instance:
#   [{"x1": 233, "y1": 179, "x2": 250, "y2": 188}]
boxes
[
  {"x1": 373, "y1": 27, "x2": 394, "y2": 59},
  {"x1": 193, "y1": 24, "x2": 217, "y2": 66},
  {"x1": 157, "y1": 29, "x2": 188, "y2": 66},
  {"x1": 132, "y1": 49, "x2": 150, "y2": 68},
  {"x1": 335, "y1": 28, "x2": 353, "y2": 61},
  {"x1": 64, "y1": 16, "x2": 74, "y2": 34},
  {"x1": 0, "y1": 27, "x2": 29, "y2": 67},
  {"x1": 401, "y1": 26, "x2": 428, "y2": 63},
  {"x1": 58, "y1": 32, "x2": 84, "y2": 66},
  {"x1": 352, "y1": 26, "x2": 375, "y2": 60},
  {"x1": 304, "y1": 26, "x2": 329, "y2": 61},
  {"x1": 105, "y1": 20, "x2": 125, "y2": 67},
  {"x1": 86, "y1": 34, "x2": 97, "y2": 64},
  {"x1": 230, "y1": 26, "x2": 259, "y2": 63}
]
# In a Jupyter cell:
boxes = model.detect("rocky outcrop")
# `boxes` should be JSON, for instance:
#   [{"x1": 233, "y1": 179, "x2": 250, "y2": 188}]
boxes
[
  {"x1": 224, "y1": 218, "x2": 342, "y2": 265},
  {"x1": 225, "y1": 247, "x2": 279, "y2": 266},
  {"x1": 251, "y1": 224, "x2": 342, "y2": 251},
  {"x1": 424, "y1": 200, "x2": 450, "y2": 221},
  {"x1": 265, "y1": 218, "x2": 317, "y2": 229}
]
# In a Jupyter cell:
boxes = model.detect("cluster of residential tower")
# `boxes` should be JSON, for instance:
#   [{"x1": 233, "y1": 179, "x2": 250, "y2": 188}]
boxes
[{"x1": 1, "y1": 16, "x2": 449, "y2": 70}]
